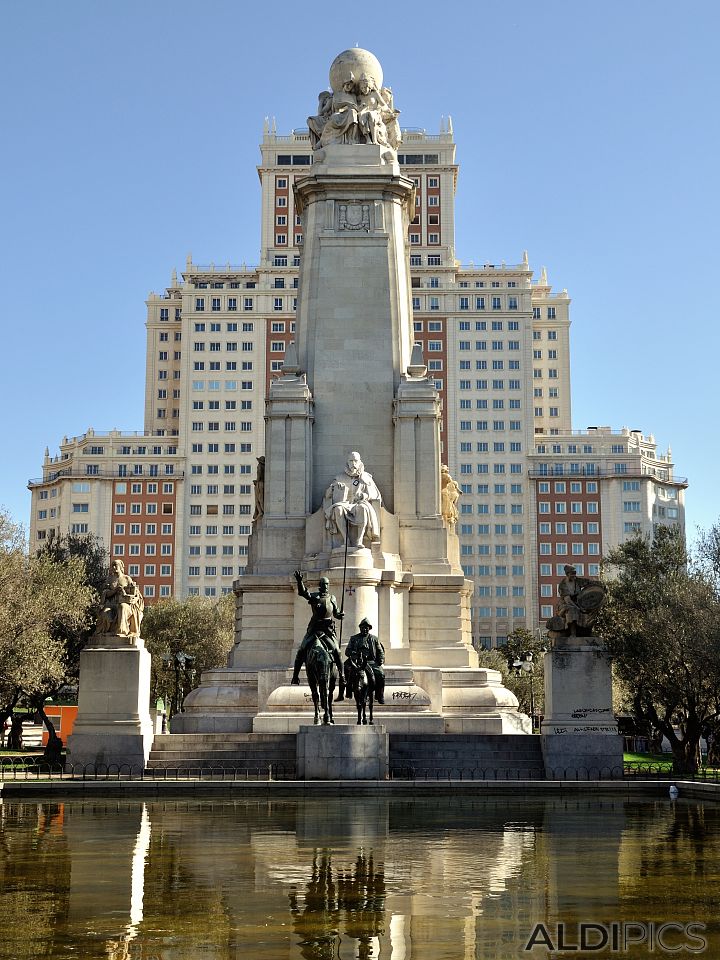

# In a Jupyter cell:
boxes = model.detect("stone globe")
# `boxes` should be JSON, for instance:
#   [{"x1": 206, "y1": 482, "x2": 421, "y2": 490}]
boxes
[{"x1": 329, "y1": 47, "x2": 383, "y2": 92}]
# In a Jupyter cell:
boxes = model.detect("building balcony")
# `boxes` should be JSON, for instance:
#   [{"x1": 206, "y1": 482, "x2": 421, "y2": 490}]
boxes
[
  {"x1": 28, "y1": 470, "x2": 186, "y2": 488},
  {"x1": 527, "y1": 467, "x2": 687, "y2": 486},
  {"x1": 185, "y1": 264, "x2": 259, "y2": 275}
]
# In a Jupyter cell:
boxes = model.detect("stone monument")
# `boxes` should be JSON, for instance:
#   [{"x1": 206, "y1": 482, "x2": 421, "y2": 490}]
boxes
[
  {"x1": 68, "y1": 560, "x2": 154, "y2": 770},
  {"x1": 541, "y1": 565, "x2": 624, "y2": 776},
  {"x1": 175, "y1": 48, "x2": 529, "y2": 739}
]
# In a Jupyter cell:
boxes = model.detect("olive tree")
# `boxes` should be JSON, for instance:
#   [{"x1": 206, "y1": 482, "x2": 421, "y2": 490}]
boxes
[
  {"x1": 599, "y1": 525, "x2": 720, "y2": 774},
  {"x1": 0, "y1": 509, "x2": 96, "y2": 757},
  {"x1": 476, "y1": 628, "x2": 546, "y2": 723},
  {"x1": 142, "y1": 593, "x2": 235, "y2": 714}
]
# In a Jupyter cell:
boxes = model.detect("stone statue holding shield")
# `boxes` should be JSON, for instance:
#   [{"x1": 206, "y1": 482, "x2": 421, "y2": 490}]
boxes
[{"x1": 547, "y1": 564, "x2": 606, "y2": 638}]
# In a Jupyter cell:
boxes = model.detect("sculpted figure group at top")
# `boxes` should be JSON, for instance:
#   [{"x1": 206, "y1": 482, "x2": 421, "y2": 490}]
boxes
[{"x1": 308, "y1": 73, "x2": 401, "y2": 153}]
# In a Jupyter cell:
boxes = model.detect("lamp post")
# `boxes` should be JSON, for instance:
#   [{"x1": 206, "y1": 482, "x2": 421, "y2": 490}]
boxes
[
  {"x1": 161, "y1": 650, "x2": 196, "y2": 721},
  {"x1": 512, "y1": 652, "x2": 536, "y2": 732}
]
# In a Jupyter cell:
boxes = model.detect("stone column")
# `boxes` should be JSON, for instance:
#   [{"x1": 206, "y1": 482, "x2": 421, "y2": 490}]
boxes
[
  {"x1": 294, "y1": 143, "x2": 416, "y2": 513},
  {"x1": 67, "y1": 635, "x2": 154, "y2": 772},
  {"x1": 393, "y1": 367, "x2": 453, "y2": 572},
  {"x1": 248, "y1": 363, "x2": 313, "y2": 575},
  {"x1": 541, "y1": 636, "x2": 624, "y2": 777}
]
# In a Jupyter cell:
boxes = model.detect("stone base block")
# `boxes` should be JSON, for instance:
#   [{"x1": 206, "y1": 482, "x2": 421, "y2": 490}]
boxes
[
  {"x1": 254, "y1": 712, "x2": 444, "y2": 734},
  {"x1": 541, "y1": 731, "x2": 624, "y2": 778},
  {"x1": 170, "y1": 713, "x2": 254, "y2": 734},
  {"x1": 542, "y1": 637, "x2": 622, "y2": 776},
  {"x1": 544, "y1": 638, "x2": 616, "y2": 727},
  {"x1": 410, "y1": 646, "x2": 478, "y2": 668},
  {"x1": 66, "y1": 729, "x2": 153, "y2": 773},
  {"x1": 67, "y1": 637, "x2": 153, "y2": 771},
  {"x1": 297, "y1": 724, "x2": 388, "y2": 780}
]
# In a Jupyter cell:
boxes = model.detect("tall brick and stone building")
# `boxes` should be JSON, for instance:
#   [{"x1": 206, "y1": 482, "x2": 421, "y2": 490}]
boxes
[{"x1": 28, "y1": 120, "x2": 686, "y2": 640}]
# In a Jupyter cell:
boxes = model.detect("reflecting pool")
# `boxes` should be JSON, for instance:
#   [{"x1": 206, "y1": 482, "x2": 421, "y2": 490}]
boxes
[{"x1": 0, "y1": 795, "x2": 718, "y2": 959}]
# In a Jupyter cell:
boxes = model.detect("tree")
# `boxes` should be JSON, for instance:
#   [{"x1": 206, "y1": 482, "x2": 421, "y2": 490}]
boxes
[
  {"x1": 0, "y1": 509, "x2": 96, "y2": 758},
  {"x1": 598, "y1": 525, "x2": 720, "y2": 774},
  {"x1": 0, "y1": 510, "x2": 27, "y2": 736},
  {"x1": 696, "y1": 521, "x2": 720, "y2": 589},
  {"x1": 35, "y1": 531, "x2": 107, "y2": 683},
  {"x1": 142, "y1": 593, "x2": 235, "y2": 714},
  {"x1": 475, "y1": 627, "x2": 546, "y2": 724},
  {"x1": 37, "y1": 531, "x2": 107, "y2": 595}
]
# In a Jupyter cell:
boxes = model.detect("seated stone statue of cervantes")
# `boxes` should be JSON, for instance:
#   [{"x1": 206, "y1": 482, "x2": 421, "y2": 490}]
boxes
[{"x1": 323, "y1": 452, "x2": 382, "y2": 550}]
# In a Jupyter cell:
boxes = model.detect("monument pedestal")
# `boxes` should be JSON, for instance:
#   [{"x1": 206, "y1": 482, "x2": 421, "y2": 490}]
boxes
[
  {"x1": 67, "y1": 635, "x2": 154, "y2": 771},
  {"x1": 170, "y1": 668, "x2": 258, "y2": 733},
  {"x1": 541, "y1": 637, "x2": 623, "y2": 777},
  {"x1": 254, "y1": 666, "x2": 445, "y2": 734},
  {"x1": 297, "y1": 724, "x2": 388, "y2": 780},
  {"x1": 441, "y1": 668, "x2": 532, "y2": 734}
]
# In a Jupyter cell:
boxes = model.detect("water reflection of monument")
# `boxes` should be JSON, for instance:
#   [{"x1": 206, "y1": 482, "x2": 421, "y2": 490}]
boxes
[
  {"x1": 289, "y1": 851, "x2": 385, "y2": 960},
  {"x1": 64, "y1": 801, "x2": 151, "y2": 959},
  {"x1": 5, "y1": 797, "x2": 680, "y2": 959},
  {"x1": 248, "y1": 798, "x2": 547, "y2": 959}
]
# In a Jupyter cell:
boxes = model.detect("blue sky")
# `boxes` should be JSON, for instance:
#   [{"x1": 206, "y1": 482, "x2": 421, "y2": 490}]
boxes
[{"x1": 1, "y1": 1, "x2": 718, "y2": 543}]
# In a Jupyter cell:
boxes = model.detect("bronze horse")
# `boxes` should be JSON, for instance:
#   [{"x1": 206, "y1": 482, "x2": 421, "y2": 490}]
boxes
[
  {"x1": 345, "y1": 652, "x2": 374, "y2": 725},
  {"x1": 306, "y1": 636, "x2": 338, "y2": 725}
]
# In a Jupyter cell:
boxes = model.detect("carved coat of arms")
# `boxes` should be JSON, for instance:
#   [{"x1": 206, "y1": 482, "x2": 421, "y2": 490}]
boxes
[{"x1": 338, "y1": 203, "x2": 371, "y2": 232}]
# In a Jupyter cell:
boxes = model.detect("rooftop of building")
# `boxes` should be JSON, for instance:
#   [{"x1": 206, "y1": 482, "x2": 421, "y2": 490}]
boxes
[
  {"x1": 147, "y1": 257, "x2": 571, "y2": 301},
  {"x1": 260, "y1": 119, "x2": 455, "y2": 146},
  {"x1": 28, "y1": 430, "x2": 186, "y2": 486},
  {"x1": 526, "y1": 426, "x2": 687, "y2": 486}
]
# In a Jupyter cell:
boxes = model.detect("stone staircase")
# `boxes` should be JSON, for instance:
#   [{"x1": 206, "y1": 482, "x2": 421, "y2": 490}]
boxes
[
  {"x1": 146, "y1": 731, "x2": 546, "y2": 780},
  {"x1": 146, "y1": 733, "x2": 297, "y2": 777},
  {"x1": 389, "y1": 734, "x2": 545, "y2": 779}
]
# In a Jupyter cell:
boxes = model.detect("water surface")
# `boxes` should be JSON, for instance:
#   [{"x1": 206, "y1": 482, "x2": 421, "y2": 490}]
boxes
[{"x1": 0, "y1": 794, "x2": 717, "y2": 958}]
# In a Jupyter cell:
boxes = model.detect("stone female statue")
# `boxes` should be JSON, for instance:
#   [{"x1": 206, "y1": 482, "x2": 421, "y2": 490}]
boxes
[
  {"x1": 319, "y1": 77, "x2": 361, "y2": 147},
  {"x1": 357, "y1": 75, "x2": 400, "y2": 150},
  {"x1": 95, "y1": 559, "x2": 144, "y2": 639},
  {"x1": 441, "y1": 464, "x2": 461, "y2": 528},
  {"x1": 357, "y1": 74, "x2": 389, "y2": 146},
  {"x1": 307, "y1": 91, "x2": 332, "y2": 148}
]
